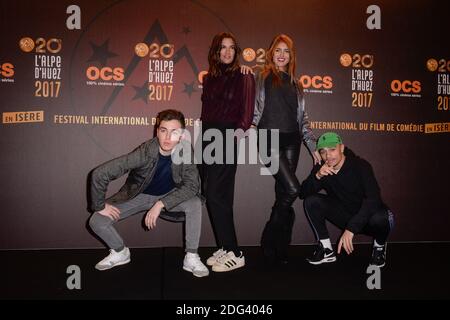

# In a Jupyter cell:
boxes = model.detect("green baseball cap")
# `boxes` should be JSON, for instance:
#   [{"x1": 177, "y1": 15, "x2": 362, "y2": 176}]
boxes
[{"x1": 317, "y1": 132, "x2": 343, "y2": 150}]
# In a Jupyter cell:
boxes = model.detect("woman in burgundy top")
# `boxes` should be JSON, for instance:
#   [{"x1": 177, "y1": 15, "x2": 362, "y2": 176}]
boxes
[{"x1": 200, "y1": 32, "x2": 255, "y2": 272}]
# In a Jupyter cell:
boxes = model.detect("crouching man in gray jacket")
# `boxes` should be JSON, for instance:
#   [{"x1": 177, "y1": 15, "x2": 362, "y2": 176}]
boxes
[{"x1": 89, "y1": 109, "x2": 209, "y2": 277}]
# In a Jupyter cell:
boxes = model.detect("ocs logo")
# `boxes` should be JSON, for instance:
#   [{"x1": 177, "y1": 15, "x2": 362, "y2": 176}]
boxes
[
  {"x1": 86, "y1": 66, "x2": 124, "y2": 81},
  {"x1": 299, "y1": 75, "x2": 333, "y2": 89},
  {"x1": 390, "y1": 80, "x2": 421, "y2": 93},
  {"x1": 1, "y1": 63, "x2": 14, "y2": 77}
]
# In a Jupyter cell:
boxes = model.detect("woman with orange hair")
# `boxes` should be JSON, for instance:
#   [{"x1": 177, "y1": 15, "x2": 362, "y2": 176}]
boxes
[{"x1": 252, "y1": 34, "x2": 320, "y2": 264}]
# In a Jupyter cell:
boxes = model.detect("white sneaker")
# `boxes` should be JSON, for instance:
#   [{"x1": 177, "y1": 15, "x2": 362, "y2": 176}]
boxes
[
  {"x1": 95, "y1": 247, "x2": 131, "y2": 271},
  {"x1": 206, "y1": 248, "x2": 227, "y2": 266},
  {"x1": 183, "y1": 253, "x2": 209, "y2": 277},
  {"x1": 212, "y1": 251, "x2": 245, "y2": 272}
]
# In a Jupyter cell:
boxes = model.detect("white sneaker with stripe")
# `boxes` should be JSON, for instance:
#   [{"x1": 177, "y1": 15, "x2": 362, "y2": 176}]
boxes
[
  {"x1": 212, "y1": 251, "x2": 245, "y2": 272},
  {"x1": 206, "y1": 248, "x2": 227, "y2": 266},
  {"x1": 95, "y1": 247, "x2": 130, "y2": 271},
  {"x1": 183, "y1": 252, "x2": 209, "y2": 277}
]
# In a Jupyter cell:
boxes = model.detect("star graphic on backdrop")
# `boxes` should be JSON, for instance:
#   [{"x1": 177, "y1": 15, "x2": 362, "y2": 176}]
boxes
[
  {"x1": 182, "y1": 82, "x2": 197, "y2": 98},
  {"x1": 87, "y1": 39, "x2": 118, "y2": 66},
  {"x1": 132, "y1": 82, "x2": 150, "y2": 104},
  {"x1": 182, "y1": 26, "x2": 191, "y2": 35}
]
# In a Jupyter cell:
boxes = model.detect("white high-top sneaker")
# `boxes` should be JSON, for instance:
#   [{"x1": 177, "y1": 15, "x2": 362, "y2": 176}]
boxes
[
  {"x1": 95, "y1": 247, "x2": 131, "y2": 271},
  {"x1": 183, "y1": 252, "x2": 209, "y2": 277}
]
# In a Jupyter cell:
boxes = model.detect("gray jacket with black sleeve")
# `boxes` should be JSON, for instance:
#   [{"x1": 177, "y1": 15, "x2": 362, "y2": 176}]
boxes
[{"x1": 252, "y1": 68, "x2": 317, "y2": 153}]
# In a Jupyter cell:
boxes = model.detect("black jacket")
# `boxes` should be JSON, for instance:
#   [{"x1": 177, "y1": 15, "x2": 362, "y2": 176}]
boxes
[{"x1": 299, "y1": 148, "x2": 387, "y2": 233}]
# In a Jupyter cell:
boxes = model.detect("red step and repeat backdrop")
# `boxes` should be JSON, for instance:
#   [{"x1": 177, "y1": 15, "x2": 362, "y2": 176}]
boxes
[{"x1": 0, "y1": 0, "x2": 448, "y2": 249}]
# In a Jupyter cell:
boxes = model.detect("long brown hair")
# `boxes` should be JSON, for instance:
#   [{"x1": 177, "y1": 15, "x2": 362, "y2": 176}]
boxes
[
  {"x1": 262, "y1": 34, "x2": 297, "y2": 86},
  {"x1": 207, "y1": 32, "x2": 241, "y2": 77}
]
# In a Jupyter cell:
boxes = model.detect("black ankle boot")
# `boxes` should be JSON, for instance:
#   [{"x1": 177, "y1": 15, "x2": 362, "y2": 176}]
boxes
[{"x1": 261, "y1": 207, "x2": 295, "y2": 264}]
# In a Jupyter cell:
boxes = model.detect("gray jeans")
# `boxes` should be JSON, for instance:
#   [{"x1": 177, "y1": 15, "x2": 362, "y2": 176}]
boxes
[{"x1": 89, "y1": 193, "x2": 202, "y2": 253}]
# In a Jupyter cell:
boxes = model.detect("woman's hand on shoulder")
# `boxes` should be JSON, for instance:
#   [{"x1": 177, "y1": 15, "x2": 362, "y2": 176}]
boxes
[{"x1": 240, "y1": 65, "x2": 254, "y2": 75}]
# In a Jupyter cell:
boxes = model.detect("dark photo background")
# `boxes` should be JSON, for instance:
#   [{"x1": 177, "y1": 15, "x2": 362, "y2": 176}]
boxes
[{"x1": 0, "y1": 0, "x2": 448, "y2": 250}]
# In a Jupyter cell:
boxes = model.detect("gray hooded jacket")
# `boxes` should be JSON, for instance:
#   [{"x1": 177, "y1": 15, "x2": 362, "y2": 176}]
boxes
[{"x1": 90, "y1": 138, "x2": 199, "y2": 212}]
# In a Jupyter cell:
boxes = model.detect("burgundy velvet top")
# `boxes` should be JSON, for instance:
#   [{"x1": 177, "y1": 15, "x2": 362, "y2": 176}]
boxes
[{"x1": 201, "y1": 64, "x2": 255, "y2": 130}]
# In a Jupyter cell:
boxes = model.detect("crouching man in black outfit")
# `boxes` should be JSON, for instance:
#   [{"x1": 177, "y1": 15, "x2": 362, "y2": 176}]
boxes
[{"x1": 299, "y1": 132, "x2": 394, "y2": 267}]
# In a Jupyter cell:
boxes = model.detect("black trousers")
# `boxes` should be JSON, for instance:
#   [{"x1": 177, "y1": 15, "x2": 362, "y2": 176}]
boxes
[
  {"x1": 260, "y1": 131, "x2": 301, "y2": 260},
  {"x1": 199, "y1": 123, "x2": 239, "y2": 254},
  {"x1": 304, "y1": 193, "x2": 393, "y2": 244},
  {"x1": 272, "y1": 132, "x2": 301, "y2": 213}
]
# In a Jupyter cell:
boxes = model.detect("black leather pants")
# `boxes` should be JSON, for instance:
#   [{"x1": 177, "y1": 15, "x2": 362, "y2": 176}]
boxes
[
  {"x1": 273, "y1": 139, "x2": 301, "y2": 211},
  {"x1": 260, "y1": 131, "x2": 301, "y2": 263}
]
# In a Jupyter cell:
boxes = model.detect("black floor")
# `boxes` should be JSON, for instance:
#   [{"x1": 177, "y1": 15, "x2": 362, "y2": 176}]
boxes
[{"x1": 1, "y1": 243, "x2": 450, "y2": 300}]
